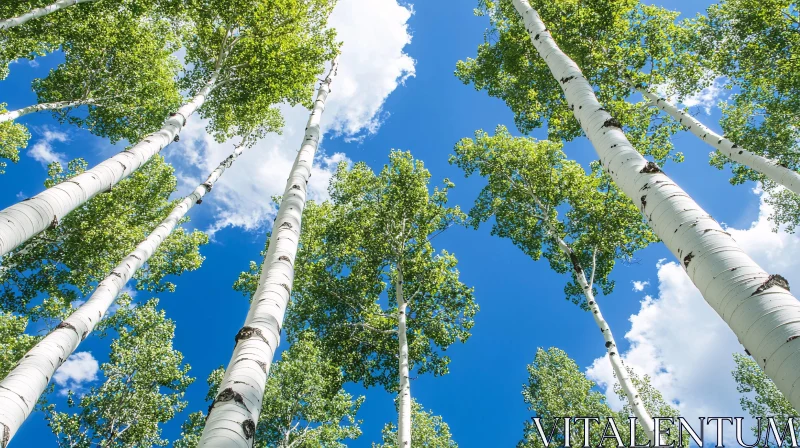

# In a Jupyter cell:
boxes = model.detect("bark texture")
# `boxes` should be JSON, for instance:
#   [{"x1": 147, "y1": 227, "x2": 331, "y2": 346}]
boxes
[
  {"x1": 0, "y1": 137, "x2": 245, "y2": 446},
  {"x1": 196, "y1": 58, "x2": 339, "y2": 448},
  {"x1": 0, "y1": 73, "x2": 218, "y2": 258},
  {"x1": 396, "y1": 268, "x2": 412, "y2": 448},
  {"x1": 0, "y1": 0, "x2": 97, "y2": 30},
  {"x1": 634, "y1": 84, "x2": 800, "y2": 196},
  {"x1": 0, "y1": 100, "x2": 95, "y2": 123},
  {"x1": 512, "y1": 0, "x2": 800, "y2": 410}
]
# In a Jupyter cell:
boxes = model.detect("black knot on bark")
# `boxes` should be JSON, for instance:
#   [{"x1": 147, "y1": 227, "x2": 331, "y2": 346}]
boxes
[
  {"x1": 569, "y1": 252, "x2": 582, "y2": 273},
  {"x1": 279, "y1": 222, "x2": 293, "y2": 230},
  {"x1": 242, "y1": 419, "x2": 256, "y2": 439},
  {"x1": 602, "y1": 117, "x2": 622, "y2": 129},
  {"x1": 683, "y1": 252, "x2": 694, "y2": 268},
  {"x1": 640, "y1": 195, "x2": 647, "y2": 210},
  {"x1": 173, "y1": 135, "x2": 180, "y2": 142},
  {"x1": 235, "y1": 326, "x2": 268, "y2": 345},
  {"x1": 560, "y1": 75, "x2": 576, "y2": 84},
  {"x1": 597, "y1": 107, "x2": 608, "y2": 112},
  {"x1": 605, "y1": 341, "x2": 613, "y2": 348},
  {"x1": 534, "y1": 33, "x2": 540, "y2": 40},
  {"x1": 744, "y1": 348, "x2": 751, "y2": 355},
  {"x1": 256, "y1": 360, "x2": 267, "y2": 373},
  {"x1": 751, "y1": 274, "x2": 791, "y2": 296},
  {"x1": 202, "y1": 182, "x2": 213, "y2": 193},
  {"x1": 56, "y1": 322, "x2": 78, "y2": 334},
  {"x1": 639, "y1": 161, "x2": 662, "y2": 174},
  {"x1": 81, "y1": 331, "x2": 88, "y2": 341},
  {"x1": 787, "y1": 335, "x2": 799, "y2": 343},
  {"x1": 732, "y1": 144, "x2": 738, "y2": 149},
  {"x1": 291, "y1": 184, "x2": 301, "y2": 190},
  {"x1": 278, "y1": 255, "x2": 291, "y2": 263},
  {"x1": 2, "y1": 422, "x2": 9, "y2": 448},
  {"x1": 50, "y1": 215, "x2": 59, "y2": 229},
  {"x1": 196, "y1": 198, "x2": 203, "y2": 204},
  {"x1": 212, "y1": 388, "x2": 248, "y2": 413}
]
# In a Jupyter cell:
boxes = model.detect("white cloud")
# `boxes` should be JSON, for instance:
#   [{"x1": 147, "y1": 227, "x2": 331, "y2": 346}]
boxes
[
  {"x1": 587, "y1": 188, "x2": 800, "y2": 437},
  {"x1": 53, "y1": 351, "x2": 99, "y2": 395},
  {"x1": 631, "y1": 280, "x2": 649, "y2": 292},
  {"x1": 165, "y1": 0, "x2": 415, "y2": 235},
  {"x1": 15, "y1": 191, "x2": 25, "y2": 200},
  {"x1": 681, "y1": 77, "x2": 725, "y2": 115},
  {"x1": 27, "y1": 128, "x2": 69, "y2": 167},
  {"x1": 28, "y1": 60, "x2": 39, "y2": 68}
]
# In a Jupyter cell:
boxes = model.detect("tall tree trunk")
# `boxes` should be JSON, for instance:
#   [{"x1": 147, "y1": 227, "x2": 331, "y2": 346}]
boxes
[
  {"x1": 396, "y1": 267, "x2": 412, "y2": 448},
  {"x1": 633, "y1": 83, "x2": 800, "y2": 195},
  {"x1": 0, "y1": 139, "x2": 245, "y2": 447},
  {"x1": 530, "y1": 190, "x2": 656, "y2": 442},
  {"x1": 512, "y1": 0, "x2": 800, "y2": 410},
  {"x1": 197, "y1": 58, "x2": 339, "y2": 448},
  {"x1": 0, "y1": 99, "x2": 95, "y2": 123},
  {"x1": 0, "y1": 68, "x2": 221, "y2": 258},
  {"x1": 0, "y1": 0, "x2": 98, "y2": 30}
]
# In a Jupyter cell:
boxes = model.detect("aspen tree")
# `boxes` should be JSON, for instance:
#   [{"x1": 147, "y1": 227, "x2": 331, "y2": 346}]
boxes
[{"x1": 0, "y1": 137, "x2": 247, "y2": 445}]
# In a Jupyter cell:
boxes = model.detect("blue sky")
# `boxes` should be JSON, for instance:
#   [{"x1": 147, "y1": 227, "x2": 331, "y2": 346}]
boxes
[{"x1": 4, "y1": 0, "x2": 799, "y2": 446}]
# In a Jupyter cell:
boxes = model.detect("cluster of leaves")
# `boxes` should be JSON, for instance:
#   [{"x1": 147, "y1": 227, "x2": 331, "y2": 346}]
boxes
[
  {"x1": 0, "y1": 103, "x2": 28, "y2": 174},
  {"x1": 237, "y1": 151, "x2": 478, "y2": 392},
  {"x1": 0, "y1": 310, "x2": 37, "y2": 379},
  {"x1": 520, "y1": 347, "x2": 681, "y2": 448},
  {"x1": 452, "y1": 125, "x2": 657, "y2": 308},
  {"x1": 181, "y1": 0, "x2": 340, "y2": 144},
  {"x1": 732, "y1": 352, "x2": 798, "y2": 434},
  {"x1": 373, "y1": 400, "x2": 458, "y2": 448},
  {"x1": 176, "y1": 333, "x2": 364, "y2": 448},
  {"x1": 684, "y1": 0, "x2": 800, "y2": 230},
  {"x1": 0, "y1": 156, "x2": 208, "y2": 322},
  {"x1": 44, "y1": 298, "x2": 194, "y2": 448},
  {"x1": 456, "y1": 0, "x2": 697, "y2": 165},
  {"x1": 0, "y1": 0, "x2": 186, "y2": 170}
]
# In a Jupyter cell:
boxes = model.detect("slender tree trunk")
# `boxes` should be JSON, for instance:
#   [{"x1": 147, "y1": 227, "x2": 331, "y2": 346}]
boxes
[
  {"x1": 512, "y1": 0, "x2": 800, "y2": 410},
  {"x1": 0, "y1": 0, "x2": 98, "y2": 30},
  {"x1": 0, "y1": 70, "x2": 220, "y2": 259},
  {"x1": 197, "y1": 58, "x2": 339, "y2": 448},
  {"x1": 0, "y1": 139, "x2": 245, "y2": 447},
  {"x1": 579, "y1": 276, "x2": 657, "y2": 443},
  {"x1": 396, "y1": 267, "x2": 412, "y2": 448},
  {"x1": 530, "y1": 190, "x2": 657, "y2": 442},
  {"x1": 632, "y1": 83, "x2": 800, "y2": 195},
  {"x1": 0, "y1": 99, "x2": 95, "y2": 123}
]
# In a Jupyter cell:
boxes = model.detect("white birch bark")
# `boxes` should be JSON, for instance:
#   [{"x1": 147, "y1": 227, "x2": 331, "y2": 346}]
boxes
[
  {"x1": 0, "y1": 139, "x2": 245, "y2": 447},
  {"x1": 529, "y1": 191, "x2": 657, "y2": 442},
  {"x1": 196, "y1": 58, "x2": 339, "y2": 448},
  {"x1": 396, "y1": 267, "x2": 412, "y2": 448},
  {"x1": 512, "y1": 0, "x2": 800, "y2": 410},
  {"x1": 633, "y1": 84, "x2": 800, "y2": 196},
  {"x1": 0, "y1": 69, "x2": 220, "y2": 259},
  {"x1": 0, "y1": 99, "x2": 95, "y2": 123},
  {"x1": 0, "y1": 0, "x2": 98, "y2": 30}
]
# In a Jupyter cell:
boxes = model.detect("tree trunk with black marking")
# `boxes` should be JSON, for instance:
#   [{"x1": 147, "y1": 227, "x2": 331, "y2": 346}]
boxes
[
  {"x1": 512, "y1": 0, "x2": 800, "y2": 410},
  {"x1": 0, "y1": 136, "x2": 245, "y2": 447},
  {"x1": 196, "y1": 58, "x2": 339, "y2": 448},
  {"x1": 633, "y1": 83, "x2": 800, "y2": 196}
]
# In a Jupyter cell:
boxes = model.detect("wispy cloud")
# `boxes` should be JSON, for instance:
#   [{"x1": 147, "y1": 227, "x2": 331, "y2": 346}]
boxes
[{"x1": 27, "y1": 127, "x2": 69, "y2": 167}]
